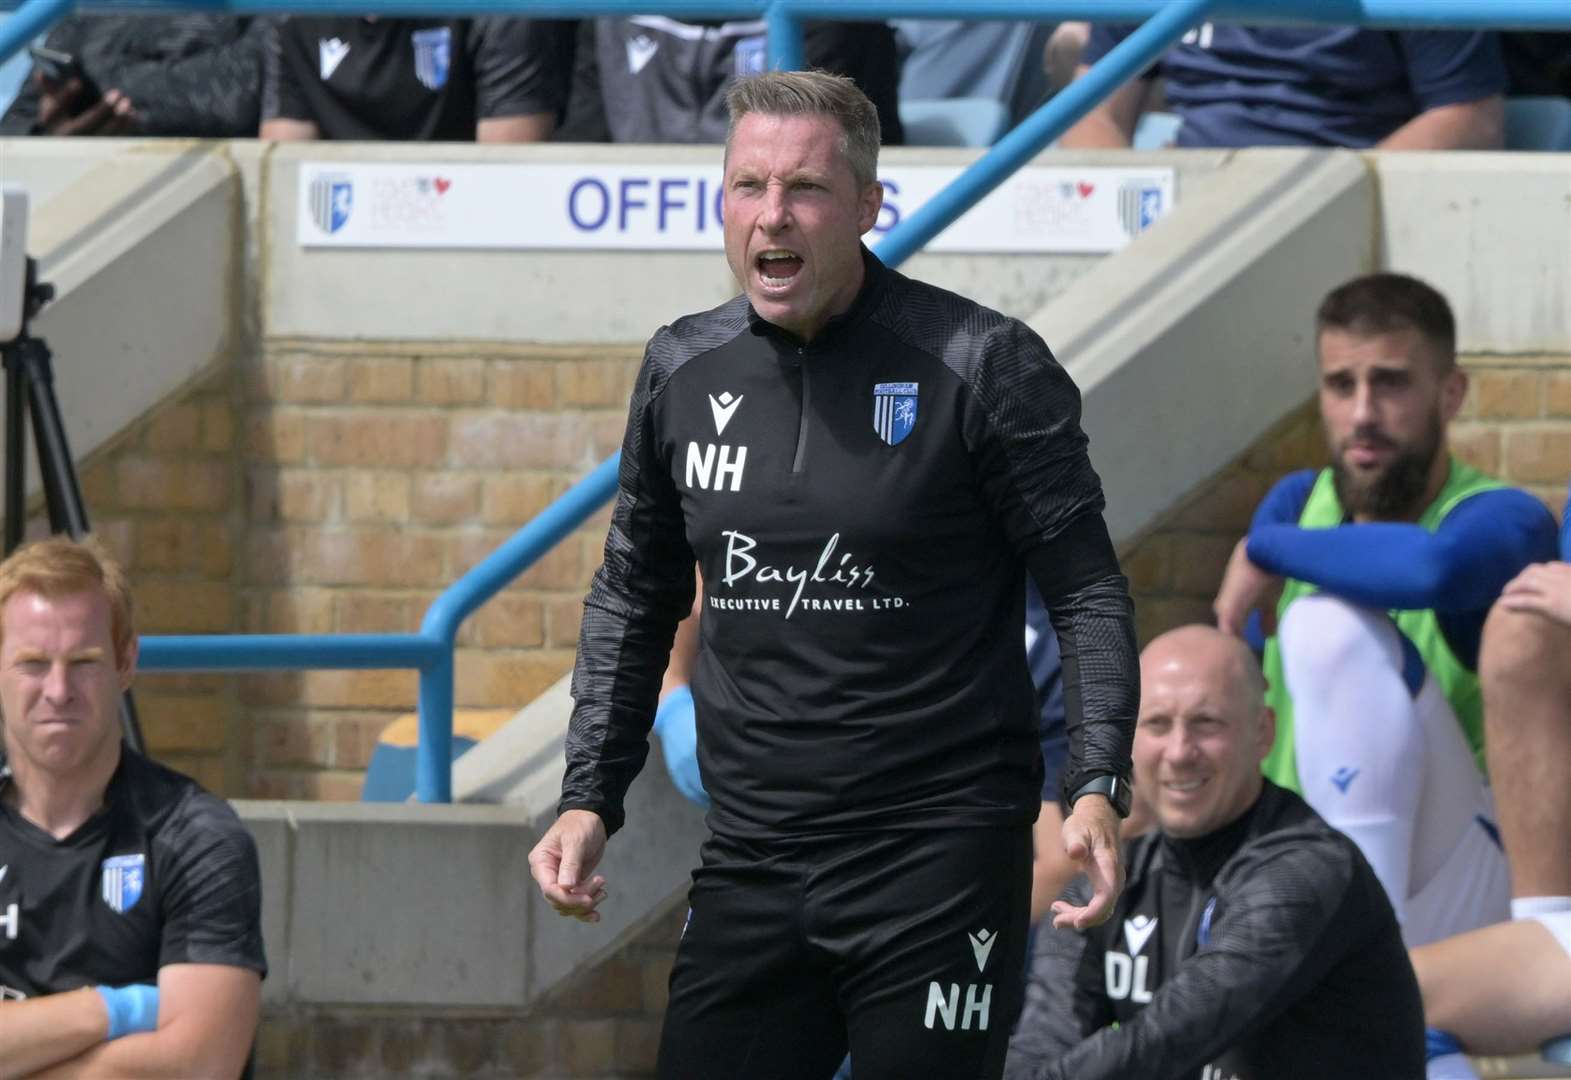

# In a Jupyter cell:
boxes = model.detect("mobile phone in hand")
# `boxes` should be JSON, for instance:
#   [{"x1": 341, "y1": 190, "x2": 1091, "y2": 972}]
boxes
[{"x1": 28, "y1": 45, "x2": 103, "y2": 105}]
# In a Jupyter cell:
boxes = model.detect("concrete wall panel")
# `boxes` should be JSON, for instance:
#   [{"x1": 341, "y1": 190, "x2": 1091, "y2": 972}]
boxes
[
  {"x1": 1374, "y1": 152, "x2": 1571, "y2": 354},
  {"x1": 1037, "y1": 149, "x2": 1376, "y2": 546}
]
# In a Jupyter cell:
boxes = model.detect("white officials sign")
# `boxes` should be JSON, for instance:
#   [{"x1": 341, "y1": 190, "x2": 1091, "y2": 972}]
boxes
[{"x1": 297, "y1": 163, "x2": 1175, "y2": 254}]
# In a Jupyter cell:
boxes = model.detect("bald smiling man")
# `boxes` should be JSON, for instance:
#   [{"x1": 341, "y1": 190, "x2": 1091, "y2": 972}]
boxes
[{"x1": 1007, "y1": 626, "x2": 1426, "y2": 1080}]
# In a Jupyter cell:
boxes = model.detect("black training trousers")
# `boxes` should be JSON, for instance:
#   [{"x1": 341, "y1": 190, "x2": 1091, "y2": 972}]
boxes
[{"x1": 657, "y1": 827, "x2": 1033, "y2": 1080}]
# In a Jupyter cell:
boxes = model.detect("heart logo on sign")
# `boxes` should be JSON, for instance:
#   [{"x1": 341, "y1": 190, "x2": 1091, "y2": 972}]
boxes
[
  {"x1": 434, "y1": 177, "x2": 452, "y2": 195},
  {"x1": 1077, "y1": 182, "x2": 1095, "y2": 198}
]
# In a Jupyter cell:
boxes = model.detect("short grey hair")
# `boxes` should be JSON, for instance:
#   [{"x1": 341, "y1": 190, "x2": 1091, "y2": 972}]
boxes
[{"x1": 724, "y1": 70, "x2": 881, "y2": 189}]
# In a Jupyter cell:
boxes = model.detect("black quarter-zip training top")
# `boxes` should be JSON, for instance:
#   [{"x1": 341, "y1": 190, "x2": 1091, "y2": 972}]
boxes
[
  {"x1": 561, "y1": 248, "x2": 1138, "y2": 839},
  {"x1": 1006, "y1": 782, "x2": 1424, "y2": 1080}
]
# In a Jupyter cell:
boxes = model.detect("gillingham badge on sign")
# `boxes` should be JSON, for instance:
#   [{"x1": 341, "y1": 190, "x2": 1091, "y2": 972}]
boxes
[
  {"x1": 101, "y1": 854, "x2": 145, "y2": 915},
  {"x1": 309, "y1": 174, "x2": 353, "y2": 234},
  {"x1": 734, "y1": 35, "x2": 766, "y2": 76},
  {"x1": 1117, "y1": 180, "x2": 1165, "y2": 238},
  {"x1": 872, "y1": 382, "x2": 918, "y2": 446},
  {"x1": 411, "y1": 26, "x2": 452, "y2": 91}
]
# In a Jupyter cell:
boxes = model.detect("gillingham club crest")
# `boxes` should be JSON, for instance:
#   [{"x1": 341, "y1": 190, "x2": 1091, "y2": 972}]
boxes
[
  {"x1": 1117, "y1": 180, "x2": 1165, "y2": 238},
  {"x1": 411, "y1": 26, "x2": 452, "y2": 91},
  {"x1": 101, "y1": 854, "x2": 145, "y2": 915},
  {"x1": 309, "y1": 173, "x2": 353, "y2": 235},
  {"x1": 872, "y1": 382, "x2": 918, "y2": 446}
]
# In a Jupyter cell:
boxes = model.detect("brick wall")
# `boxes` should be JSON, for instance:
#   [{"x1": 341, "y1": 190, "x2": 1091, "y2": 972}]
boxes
[
  {"x1": 49, "y1": 342, "x2": 638, "y2": 799},
  {"x1": 234, "y1": 342, "x2": 637, "y2": 800},
  {"x1": 33, "y1": 348, "x2": 1570, "y2": 797},
  {"x1": 254, "y1": 892, "x2": 686, "y2": 1078}
]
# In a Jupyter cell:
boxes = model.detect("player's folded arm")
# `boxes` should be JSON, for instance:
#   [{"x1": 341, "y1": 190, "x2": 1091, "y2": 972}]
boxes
[
  {"x1": 0, "y1": 988, "x2": 116, "y2": 1080},
  {"x1": 22, "y1": 962, "x2": 261, "y2": 1080}
]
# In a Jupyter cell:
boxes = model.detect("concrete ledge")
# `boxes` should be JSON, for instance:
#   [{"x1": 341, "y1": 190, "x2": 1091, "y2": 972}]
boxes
[
  {"x1": 452, "y1": 672, "x2": 709, "y2": 1003},
  {"x1": 237, "y1": 715, "x2": 707, "y2": 1010},
  {"x1": 238, "y1": 800, "x2": 535, "y2": 1008},
  {"x1": 1037, "y1": 148, "x2": 1375, "y2": 545}
]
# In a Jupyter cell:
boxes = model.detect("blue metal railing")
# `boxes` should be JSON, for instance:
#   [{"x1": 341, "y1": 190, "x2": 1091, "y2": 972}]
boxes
[
  {"x1": 138, "y1": 456, "x2": 621, "y2": 802},
  {"x1": 5, "y1": 0, "x2": 1566, "y2": 800}
]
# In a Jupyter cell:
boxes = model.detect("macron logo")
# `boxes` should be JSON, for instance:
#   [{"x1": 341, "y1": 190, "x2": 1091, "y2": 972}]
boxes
[
  {"x1": 709, "y1": 391, "x2": 743, "y2": 436},
  {"x1": 1330, "y1": 767, "x2": 1360, "y2": 794},
  {"x1": 968, "y1": 929, "x2": 996, "y2": 973},
  {"x1": 1122, "y1": 915, "x2": 1158, "y2": 956},
  {"x1": 319, "y1": 37, "x2": 350, "y2": 81},
  {"x1": 626, "y1": 34, "x2": 659, "y2": 75}
]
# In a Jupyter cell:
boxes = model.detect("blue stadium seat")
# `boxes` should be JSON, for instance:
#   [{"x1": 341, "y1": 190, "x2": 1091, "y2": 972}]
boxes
[
  {"x1": 898, "y1": 98, "x2": 1011, "y2": 147},
  {"x1": 1133, "y1": 111, "x2": 1183, "y2": 150},
  {"x1": 1504, "y1": 96, "x2": 1571, "y2": 151},
  {"x1": 1545, "y1": 1034, "x2": 1571, "y2": 1065},
  {"x1": 361, "y1": 709, "x2": 511, "y2": 802}
]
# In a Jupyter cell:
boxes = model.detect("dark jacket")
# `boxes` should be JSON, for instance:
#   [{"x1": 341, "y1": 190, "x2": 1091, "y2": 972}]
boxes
[
  {"x1": 1006, "y1": 782, "x2": 1425, "y2": 1080},
  {"x1": 561, "y1": 248, "x2": 1136, "y2": 839}
]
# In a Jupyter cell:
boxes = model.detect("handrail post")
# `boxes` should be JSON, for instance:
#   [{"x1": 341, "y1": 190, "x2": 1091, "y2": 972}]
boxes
[
  {"x1": 765, "y1": 0, "x2": 805, "y2": 70},
  {"x1": 412, "y1": 454, "x2": 622, "y2": 802},
  {"x1": 0, "y1": 0, "x2": 74, "y2": 64},
  {"x1": 415, "y1": 649, "x2": 455, "y2": 803}
]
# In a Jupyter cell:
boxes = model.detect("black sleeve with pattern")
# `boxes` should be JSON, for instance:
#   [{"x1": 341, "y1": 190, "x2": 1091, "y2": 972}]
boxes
[
  {"x1": 260, "y1": 17, "x2": 311, "y2": 123},
  {"x1": 470, "y1": 17, "x2": 570, "y2": 120},
  {"x1": 559, "y1": 330, "x2": 696, "y2": 836},
  {"x1": 964, "y1": 318, "x2": 1137, "y2": 802},
  {"x1": 1005, "y1": 878, "x2": 1111, "y2": 1080},
  {"x1": 109, "y1": 16, "x2": 265, "y2": 136},
  {"x1": 156, "y1": 792, "x2": 267, "y2": 976},
  {"x1": 1043, "y1": 836, "x2": 1362, "y2": 1080}
]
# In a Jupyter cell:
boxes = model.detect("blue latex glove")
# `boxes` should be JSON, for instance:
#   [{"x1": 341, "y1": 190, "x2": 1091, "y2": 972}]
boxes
[
  {"x1": 653, "y1": 686, "x2": 709, "y2": 808},
  {"x1": 95, "y1": 984, "x2": 159, "y2": 1040}
]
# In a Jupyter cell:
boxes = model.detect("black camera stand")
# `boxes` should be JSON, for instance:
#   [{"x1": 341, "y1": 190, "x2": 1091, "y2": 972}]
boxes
[{"x1": 2, "y1": 258, "x2": 145, "y2": 753}]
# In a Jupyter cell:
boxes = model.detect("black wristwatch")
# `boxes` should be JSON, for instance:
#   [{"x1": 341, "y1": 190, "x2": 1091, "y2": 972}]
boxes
[{"x1": 1068, "y1": 774, "x2": 1132, "y2": 819}]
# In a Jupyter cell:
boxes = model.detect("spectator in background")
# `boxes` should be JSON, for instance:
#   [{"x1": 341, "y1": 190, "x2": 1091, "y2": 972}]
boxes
[
  {"x1": 1043, "y1": 22, "x2": 1091, "y2": 97},
  {"x1": 260, "y1": 17, "x2": 569, "y2": 142},
  {"x1": 891, "y1": 20, "x2": 1055, "y2": 129},
  {"x1": 1006, "y1": 626, "x2": 1424, "y2": 1080},
  {"x1": 1059, "y1": 22, "x2": 1506, "y2": 149},
  {"x1": 555, "y1": 18, "x2": 902, "y2": 146},
  {"x1": 0, "y1": 15, "x2": 265, "y2": 137},
  {"x1": 1212, "y1": 273, "x2": 1558, "y2": 953},
  {"x1": 0, "y1": 536, "x2": 265, "y2": 1079}
]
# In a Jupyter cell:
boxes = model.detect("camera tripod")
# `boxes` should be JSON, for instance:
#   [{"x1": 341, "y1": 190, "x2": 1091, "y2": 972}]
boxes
[{"x1": 2, "y1": 257, "x2": 145, "y2": 753}]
